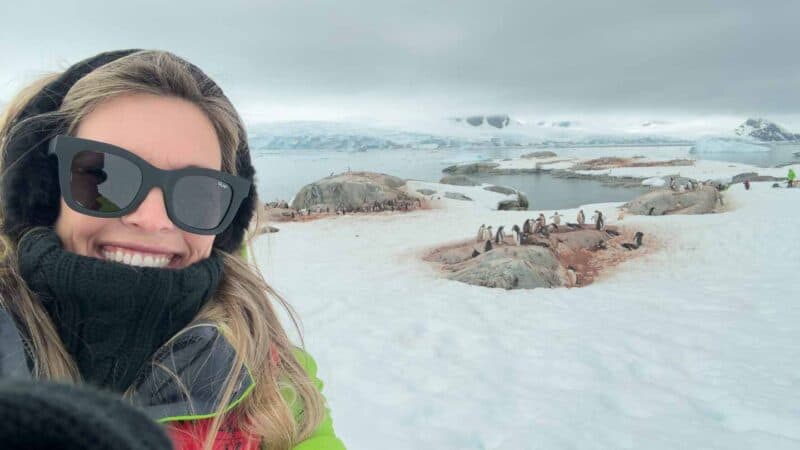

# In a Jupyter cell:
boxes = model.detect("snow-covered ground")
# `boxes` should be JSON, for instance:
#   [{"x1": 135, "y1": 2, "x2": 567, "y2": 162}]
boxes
[{"x1": 252, "y1": 175, "x2": 800, "y2": 449}]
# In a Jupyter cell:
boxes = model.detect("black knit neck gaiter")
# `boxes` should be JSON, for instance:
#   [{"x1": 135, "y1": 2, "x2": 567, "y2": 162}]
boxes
[{"x1": 15, "y1": 227, "x2": 225, "y2": 393}]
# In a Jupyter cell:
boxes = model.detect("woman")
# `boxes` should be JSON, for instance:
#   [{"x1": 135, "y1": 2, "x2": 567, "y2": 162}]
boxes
[{"x1": 0, "y1": 49, "x2": 345, "y2": 450}]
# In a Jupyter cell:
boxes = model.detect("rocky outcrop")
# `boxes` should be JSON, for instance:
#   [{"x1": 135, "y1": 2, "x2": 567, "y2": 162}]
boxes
[
  {"x1": 731, "y1": 172, "x2": 783, "y2": 183},
  {"x1": 416, "y1": 188, "x2": 437, "y2": 195},
  {"x1": 497, "y1": 192, "x2": 529, "y2": 210},
  {"x1": 624, "y1": 186, "x2": 719, "y2": 215},
  {"x1": 291, "y1": 171, "x2": 410, "y2": 210},
  {"x1": 483, "y1": 185, "x2": 516, "y2": 195},
  {"x1": 445, "y1": 246, "x2": 567, "y2": 289},
  {"x1": 444, "y1": 192, "x2": 473, "y2": 201},
  {"x1": 442, "y1": 162, "x2": 500, "y2": 175},
  {"x1": 440, "y1": 175, "x2": 480, "y2": 186},
  {"x1": 521, "y1": 151, "x2": 558, "y2": 159}
]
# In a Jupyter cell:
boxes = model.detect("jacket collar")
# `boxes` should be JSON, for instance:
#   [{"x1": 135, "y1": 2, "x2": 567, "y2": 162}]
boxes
[{"x1": 0, "y1": 307, "x2": 255, "y2": 422}]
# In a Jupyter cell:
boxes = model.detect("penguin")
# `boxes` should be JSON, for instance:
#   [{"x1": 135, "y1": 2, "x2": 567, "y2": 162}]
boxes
[
  {"x1": 485, "y1": 226, "x2": 494, "y2": 242},
  {"x1": 538, "y1": 213, "x2": 547, "y2": 227},
  {"x1": 523, "y1": 219, "x2": 532, "y2": 235},
  {"x1": 532, "y1": 218, "x2": 543, "y2": 235},
  {"x1": 592, "y1": 210, "x2": 605, "y2": 230},
  {"x1": 577, "y1": 209, "x2": 585, "y2": 226},
  {"x1": 495, "y1": 225, "x2": 506, "y2": 244},
  {"x1": 622, "y1": 231, "x2": 644, "y2": 250},
  {"x1": 648, "y1": 206, "x2": 655, "y2": 216},
  {"x1": 484, "y1": 240, "x2": 493, "y2": 252},
  {"x1": 471, "y1": 249, "x2": 481, "y2": 258},
  {"x1": 566, "y1": 265, "x2": 578, "y2": 287},
  {"x1": 476, "y1": 224, "x2": 486, "y2": 243},
  {"x1": 549, "y1": 212, "x2": 563, "y2": 231},
  {"x1": 511, "y1": 224, "x2": 522, "y2": 246}
]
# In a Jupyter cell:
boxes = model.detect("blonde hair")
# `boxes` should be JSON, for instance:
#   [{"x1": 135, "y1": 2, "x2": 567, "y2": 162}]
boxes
[{"x1": 0, "y1": 50, "x2": 324, "y2": 450}]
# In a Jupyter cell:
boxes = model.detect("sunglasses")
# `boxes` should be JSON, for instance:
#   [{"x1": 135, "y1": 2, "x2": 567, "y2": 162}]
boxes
[{"x1": 48, "y1": 135, "x2": 251, "y2": 235}]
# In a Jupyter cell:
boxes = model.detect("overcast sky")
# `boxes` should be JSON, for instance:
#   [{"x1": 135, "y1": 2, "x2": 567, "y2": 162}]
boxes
[{"x1": 1, "y1": 0, "x2": 798, "y2": 123}]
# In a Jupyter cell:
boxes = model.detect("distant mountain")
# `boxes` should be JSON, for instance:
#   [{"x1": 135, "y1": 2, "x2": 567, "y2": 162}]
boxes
[
  {"x1": 452, "y1": 114, "x2": 513, "y2": 129},
  {"x1": 734, "y1": 118, "x2": 800, "y2": 142},
  {"x1": 536, "y1": 120, "x2": 577, "y2": 128},
  {"x1": 248, "y1": 121, "x2": 530, "y2": 151}
]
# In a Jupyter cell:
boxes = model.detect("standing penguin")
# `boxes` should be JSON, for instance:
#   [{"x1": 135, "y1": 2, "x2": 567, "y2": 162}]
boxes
[
  {"x1": 476, "y1": 224, "x2": 486, "y2": 243},
  {"x1": 549, "y1": 212, "x2": 563, "y2": 231},
  {"x1": 495, "y1": 225, "x2": 506, "y2": 244},
  {"x1": 566, "y1": 266, "x2": 578, "y2": 287},
  {"x1": 484, "y1": 240, "x2": 493, "y2": 252},
  {"x1": 532, "y1": 217, "x2": 543, "y2": 234},
  {"x1": 523, "y1": 219, "x2": 532, "y2": 235},
  {"x1": 485, "y1": 226, "x2": 494, "y2": 242},
  {"x1": 577, "y1": 209, "x2": 585, "y2": 226},
  {"x1": 538, "y1": 213, "x2": 547, "y2": 227},
  {"x1": 511, "y1": 224, "x2": 522, "y2": 246},
  {"x1": 592, "y1": 210, "x2": 605, "y2": 230}
]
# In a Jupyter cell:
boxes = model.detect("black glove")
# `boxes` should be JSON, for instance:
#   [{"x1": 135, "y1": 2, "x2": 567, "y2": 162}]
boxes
[{"x1": 0, "y1": 378, "x2": 173, "y2": 450}]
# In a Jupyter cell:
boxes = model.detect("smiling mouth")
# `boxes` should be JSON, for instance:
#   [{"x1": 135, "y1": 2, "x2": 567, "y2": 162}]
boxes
[{"x1": 98, "y1": 244, "x2": 180, "y2": 268}]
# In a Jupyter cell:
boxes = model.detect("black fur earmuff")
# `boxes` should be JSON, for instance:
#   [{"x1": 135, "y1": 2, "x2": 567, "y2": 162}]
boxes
[{"x1": 0, "y1": 49, "x2": 257, "y2": 254}]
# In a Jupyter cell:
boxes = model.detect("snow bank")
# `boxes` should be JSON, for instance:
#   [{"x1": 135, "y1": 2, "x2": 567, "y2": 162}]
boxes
[
  {"x1": 642, "y1": 176, "x2": 667, "y2": 187},
  {"x1": 254, "y1": 181, "x2": 800, "y2": 450}
]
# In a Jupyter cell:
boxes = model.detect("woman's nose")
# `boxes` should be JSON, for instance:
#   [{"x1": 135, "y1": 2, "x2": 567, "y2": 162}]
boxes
[{"x1": 120, "y1": 187, "x2": 176, "y2": 232}]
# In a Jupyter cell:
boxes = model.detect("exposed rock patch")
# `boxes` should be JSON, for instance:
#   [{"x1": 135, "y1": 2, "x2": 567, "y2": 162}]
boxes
[
  {"x1": 442, "y1": 162, "x2": 500, "y2": 175},
  {"x1": 572, "y1": 157, "x2": 694, "y2": 171},
  {"x1": 425, "y1": 224, "x2": 649, "y2": 290},
  {"x1": 445, "y1": 246, "x2": 567, "y2": 289},
  {"x1": 440, "y1": 175, "x2": 480, "y2": 186},
  {"x1": 444, "y1": 192, "x2": 473, "y2": 201},
  {"x1": 292, "y1": 171, "x2": 410, "y2": 211},
  {"x1": 521, "y1": 151, "x2": 558, "y2": 159},
  {"x1": 624, "y1": 186, "x2": 720, "y2": 215},
  {"x1": 483, "y1": 185, "x2": 516, "y2": 195}
]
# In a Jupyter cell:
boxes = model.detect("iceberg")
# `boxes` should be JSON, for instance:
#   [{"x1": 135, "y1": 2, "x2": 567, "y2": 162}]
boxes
[{"x1": 689, "y1": 137, "x2": 771, "y2": 154}]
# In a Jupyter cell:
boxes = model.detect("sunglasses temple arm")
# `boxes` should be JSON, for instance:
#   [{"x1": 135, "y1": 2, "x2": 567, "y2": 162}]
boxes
[{"x1": 47, "y1": 138, "x2": 58, "y2": 155}]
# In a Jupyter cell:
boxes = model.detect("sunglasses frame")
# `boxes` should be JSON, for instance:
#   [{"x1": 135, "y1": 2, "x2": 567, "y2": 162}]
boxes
[{"x1": 47, "y1": 134, "x2": 252, "y2": 235}]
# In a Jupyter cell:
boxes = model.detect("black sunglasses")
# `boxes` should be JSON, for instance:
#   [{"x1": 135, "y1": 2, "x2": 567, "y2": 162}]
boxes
[{"x1": 48, "y1": 135, "x2": 251, "y2": 235}]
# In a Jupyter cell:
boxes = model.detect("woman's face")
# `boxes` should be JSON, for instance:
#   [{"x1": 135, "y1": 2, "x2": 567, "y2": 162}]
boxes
[{"x1": 54, "y1": 93, "x2": 223, "y2": 269}]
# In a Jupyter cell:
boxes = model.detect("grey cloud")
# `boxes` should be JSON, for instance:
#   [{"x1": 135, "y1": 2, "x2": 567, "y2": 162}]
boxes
[{"x1": 1, "y1": 0, "x2": 798, "y2": 120}]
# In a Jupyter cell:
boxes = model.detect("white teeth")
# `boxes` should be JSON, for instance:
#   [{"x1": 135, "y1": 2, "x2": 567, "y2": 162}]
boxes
[
  {"x1": 130, "y1": 253, "x2": 142, "y2": 266},
  {"x1": 102, "y1": 249, "x2": 172, "y2": 268}
]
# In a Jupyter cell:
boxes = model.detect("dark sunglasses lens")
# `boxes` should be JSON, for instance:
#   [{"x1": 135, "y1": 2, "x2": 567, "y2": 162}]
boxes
[
  {"x1": 71, "y1": 151, "x2": 142, "y2": 212},
  {"x1": 173, "y1": 175, "x2": 233, "y2": 230}
]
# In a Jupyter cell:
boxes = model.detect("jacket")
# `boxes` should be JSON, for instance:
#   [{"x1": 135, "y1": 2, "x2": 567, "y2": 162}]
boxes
[{"x1": 0, "y1": 305, "x2": 346, "y2": 450}]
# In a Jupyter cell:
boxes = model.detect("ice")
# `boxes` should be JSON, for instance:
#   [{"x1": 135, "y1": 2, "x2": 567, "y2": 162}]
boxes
[{"x1": 689, "y1": 137, "x2": 771, "y2": 153}]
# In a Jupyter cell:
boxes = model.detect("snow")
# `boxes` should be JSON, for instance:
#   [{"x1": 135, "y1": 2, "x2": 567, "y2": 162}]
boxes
[
  {"x1": 253, "y1": 177, "x2": 800, "y2": 449},
  {"x1": 642, "y1": 176, "x2": 667, "y2": 187},
  {"x1": 404, "y1": 180, "x2": 517, "y2": 211},
  {"x1": 690, "y1": 137, "x2": 771, "y2": 153}
]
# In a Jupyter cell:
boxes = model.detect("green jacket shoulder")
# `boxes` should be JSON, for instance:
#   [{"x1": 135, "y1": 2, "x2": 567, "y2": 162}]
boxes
[{"x1": 287, "y1": 347, "x2": 347, "y2": 450}]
